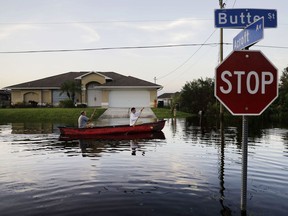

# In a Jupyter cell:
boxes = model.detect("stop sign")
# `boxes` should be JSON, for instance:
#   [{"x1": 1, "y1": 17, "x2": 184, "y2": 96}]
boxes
[{"x1": 215, "y1": 50, "x2": 278, "y2": 115}]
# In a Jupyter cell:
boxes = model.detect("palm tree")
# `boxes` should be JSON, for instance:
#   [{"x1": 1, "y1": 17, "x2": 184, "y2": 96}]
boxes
[{"x1": 59, "y1": 80, "x2": 82, "y2": 103}]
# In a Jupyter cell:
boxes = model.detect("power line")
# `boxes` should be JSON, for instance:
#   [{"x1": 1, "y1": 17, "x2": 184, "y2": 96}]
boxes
[
  {"x1": 1, "y1": 19, "x2": 287, "y2": 26},
  {"x1": 1, "y1": 43, "x2": 287, "y2": 54},
  {"x1": 1, "y1": 43, "x2": 287, "y2": 55},
  {"x1": 157, "y1": 29, "x2": 218, "y2": 80},
  {"x1": 0, "y1": 18, "x2": 211, "y2": 25},
  {"x1": 0, "y1": 43, "x2": 229, "y2": 54},
  {"x1": 255, "y1": 45, "x2": 288, "y2": 49}
]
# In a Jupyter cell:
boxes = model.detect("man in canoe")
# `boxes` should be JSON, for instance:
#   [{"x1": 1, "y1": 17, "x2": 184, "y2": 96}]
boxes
[
  {"x1": 130, "y1": 107, "x2": 144, "y2": 126},
  {"x1": 78, "y1": 109, "x2": 97, "y2": 128},
  {"x1": 78, "y1": 111, "x2": 90, "y2": 128}
]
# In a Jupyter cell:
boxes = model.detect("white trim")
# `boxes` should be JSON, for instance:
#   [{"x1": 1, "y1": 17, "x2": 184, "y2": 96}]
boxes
[
  {"x1": 9, "y1": 87, "x2": 60, "y2": 90},
  {"x1": 75, "y1": 71, "x2": 112, "y2": 80},
  {"x1": 98, "y1": 86, "x2": 162, "y2": 89}
]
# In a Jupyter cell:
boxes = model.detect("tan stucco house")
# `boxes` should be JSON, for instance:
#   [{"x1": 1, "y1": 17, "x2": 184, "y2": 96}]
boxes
[{"x1": 6, "y1": 71, "x2": 162, "y2": 108}]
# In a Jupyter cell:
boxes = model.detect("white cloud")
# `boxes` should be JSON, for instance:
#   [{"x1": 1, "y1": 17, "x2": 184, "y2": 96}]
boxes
[
  {"x1": 112, "y1": 18, "x2": 209, "y2": 44},
  {"x1": 137, "y1": 18, "x2": 202, "y2": 32},
  {"x1": 72, "y1": 23, "x2": 100, "y2": 43},
  {"x1": 169, "y1": 32, "x2": 195, "y2": 43},
  {"x1": 0, "y1": 24, "x2": 38, "y2": 40}
]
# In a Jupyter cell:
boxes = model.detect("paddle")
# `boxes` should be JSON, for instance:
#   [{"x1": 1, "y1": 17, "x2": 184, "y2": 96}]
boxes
[
  {"x1": 87, "y1": 108, "x2": 97, "y2": 127},
  {"x1": 90, "y1": 107, "x2": 97, "y2": 120},
  {"x1": 133, "y1": 107, "x2": 144, "y2": 126}
]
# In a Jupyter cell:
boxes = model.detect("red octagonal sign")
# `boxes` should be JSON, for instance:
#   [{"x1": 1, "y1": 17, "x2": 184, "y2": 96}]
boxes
[{"x1": 215, "y1": 50, "x2": 278, "y2": 115}]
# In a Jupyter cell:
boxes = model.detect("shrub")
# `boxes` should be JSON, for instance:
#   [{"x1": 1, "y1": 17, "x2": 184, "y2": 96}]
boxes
[{"x1": 59, "y1": 99, "x2": 75, "y2": 108}]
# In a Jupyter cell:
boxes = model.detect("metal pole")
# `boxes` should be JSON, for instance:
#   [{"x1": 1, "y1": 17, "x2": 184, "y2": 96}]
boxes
[
  {"x1": 219, "y1": 0, "x2": 224, "y2": 61},
  {"x1": 219, "y1": 0, "x2": 224, "y2": 139},
  {"x1": 241, "y1": 115, "x2": 248, "y2": 212}
]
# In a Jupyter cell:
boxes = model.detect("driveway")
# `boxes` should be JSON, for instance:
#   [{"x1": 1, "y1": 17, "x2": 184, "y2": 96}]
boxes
[{"x1": 96, "y1": 107, "x2": 157, "y2": 126}]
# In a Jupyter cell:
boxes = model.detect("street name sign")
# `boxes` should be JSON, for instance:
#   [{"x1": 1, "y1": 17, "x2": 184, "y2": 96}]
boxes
[
  {"x1": 215, "y1": 50, "x2": 278, "y2": 115},
  {"x1": 215, "y1": 8, "x2": 277, "y2": 28},
  {"x1": 233, "y1": 17, "x2": 264, "y2": 50}
]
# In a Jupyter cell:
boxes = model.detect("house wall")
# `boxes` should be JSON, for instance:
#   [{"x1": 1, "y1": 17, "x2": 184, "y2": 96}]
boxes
[
  {"x1": 42, "y1": 90, "x2": 52, "y2": 105},
  {"x1": 11, "y1": 90, "x2": 42, "y2": 104},
  {"x1": 150, "y1": 90, "x2": 158, "y2": 107},
  {"x1": 81, "y1": 74, "x2": 106, "y2": 86},
  {"x1": 80, "y1": 73, "x2": 106, "y2": 104},
  {"x1": 11, "y1": 90, "x2": 22, "y2": 104},
  {"x1": 11, "y1": 89, "x2": 53, "y2": 105},
  {"x1": 102, "y1": 90, "x2": 109, "y2": 108},
  {"x1": 24, "y1": 92, "x2": 39, "y2": 102}
]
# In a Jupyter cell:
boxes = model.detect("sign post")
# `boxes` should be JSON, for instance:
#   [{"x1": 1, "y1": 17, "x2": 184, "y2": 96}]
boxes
[
  {"x1": 214, "y1": 7, "x2": 277, "y2": 213},
  {"x1": 215, "y1": 50, "x2": 278, "y2": 212},
  {"x1": 241, "y1": 115, "x2": 248, "y2": 211}
]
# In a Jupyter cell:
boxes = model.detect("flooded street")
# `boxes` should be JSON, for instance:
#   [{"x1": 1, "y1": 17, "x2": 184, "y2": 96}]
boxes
[{"x1": 0, "y1": 118, "x2": 287, "y2": 216}]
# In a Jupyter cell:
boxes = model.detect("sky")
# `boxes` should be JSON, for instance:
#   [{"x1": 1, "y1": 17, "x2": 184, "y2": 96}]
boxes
[{"x1": 0, "y1": 0, "x2": 287, "y2": 95}]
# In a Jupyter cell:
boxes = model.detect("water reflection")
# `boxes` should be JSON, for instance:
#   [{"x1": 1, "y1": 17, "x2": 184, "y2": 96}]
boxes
[
  {"x1": 168, "y1": 118, "x2": 177, "y2": 136},
  {"x1": 11, "y1": 122, "x2": 55, "y2": 134},
  {"x1": 78, "y1": 139, "x2": 109, "y2": 157},
  {"x1": 1, "y1": 118, "x2": 288, "y2": 215},
  {"x1": 184, "y1": 116, "x2": 233, "y2": 215},
  {"x1": 219, "y1": 137, "x2": 232, "y2": 216},
  {"x1": 63, "y1": 131, "x2": 166, "y2": 157},
  {"x1": 130, "y1": 140, "x2": 146, "y2": 156}
]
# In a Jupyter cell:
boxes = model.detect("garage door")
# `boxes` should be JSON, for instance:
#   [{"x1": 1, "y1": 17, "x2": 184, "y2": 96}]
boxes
[{"x1": 109, "y1": 90, "x2": 150, "y2": 107}]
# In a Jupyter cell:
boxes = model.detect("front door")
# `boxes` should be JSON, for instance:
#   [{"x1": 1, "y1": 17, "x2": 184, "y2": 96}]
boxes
[{"x1": 87, "y1": 87, "x2": 102, "y2": 107}]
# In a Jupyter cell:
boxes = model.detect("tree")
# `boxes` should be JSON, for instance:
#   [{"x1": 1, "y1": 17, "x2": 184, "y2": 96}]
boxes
[
  {"x1": 179, "y1": 77, "x2": 215, "y2": 114},
  {"x1": 276, "y1": 67, "x2": 288, "y2": 113},
  {"x1": 59, "y1": 80, "x2": 82, "y2": 103}
]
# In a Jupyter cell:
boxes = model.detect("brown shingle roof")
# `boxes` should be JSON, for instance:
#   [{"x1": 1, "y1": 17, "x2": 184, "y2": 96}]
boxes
[
  {"x1": 6, "y1": 71, "x2": 161, "y2": 89},
  {"x1": 101, "y1": 74, "x2": 159, "y2": 87},
  {"x1": 6, "y1": 72, "x2": 86, "y2": 89}
]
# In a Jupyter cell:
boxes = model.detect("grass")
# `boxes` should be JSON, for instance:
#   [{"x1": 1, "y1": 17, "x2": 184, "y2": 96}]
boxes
[
  {"x1": 0, "y1": 108, "x2": 106, "y2": 124},
  {"x1": 151, "y1": 108, "x2": 193, "y2": 119},
  {"x1": 0, "y1": 107, "x2": 192, "y2": 124}
]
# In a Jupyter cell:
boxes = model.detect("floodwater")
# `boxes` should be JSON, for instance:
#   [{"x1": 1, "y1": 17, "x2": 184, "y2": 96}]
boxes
[{"x1": 0, "y1": 118, "x2": 287, "y2": 216}]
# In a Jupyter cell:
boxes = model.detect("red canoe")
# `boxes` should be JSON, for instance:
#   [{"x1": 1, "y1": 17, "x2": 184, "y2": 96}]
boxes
[
  {"x1": 59, "y1": 120, "x2": 166, "y2": 139},
  {"x1": 59, "y1": 131, "x2": 166, "y2": 141}
]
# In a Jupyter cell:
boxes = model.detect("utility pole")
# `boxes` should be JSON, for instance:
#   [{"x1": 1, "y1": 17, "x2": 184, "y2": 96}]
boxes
[
  {"x1": 219, "y1": 0, "x2": 224, "y2": 62},
  {"x1": 219, "y1": 0, "x2": 224, "y2": 140}
]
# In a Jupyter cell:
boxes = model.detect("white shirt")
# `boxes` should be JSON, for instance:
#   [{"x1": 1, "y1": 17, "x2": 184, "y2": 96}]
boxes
[
  {"x1": 78, "y1": 115, "x2": 89, "y2": 128},
  {"x1": 130, "y1": 111, "x2": 141, "y2": 126}
]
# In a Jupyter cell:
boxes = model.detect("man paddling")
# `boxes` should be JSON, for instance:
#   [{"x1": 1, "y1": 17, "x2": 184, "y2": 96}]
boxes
[
  {"x1": 78, "y1": 109, "x2": 97, "y2": 128},
  {"x1": 78, "y1": 111, "x2": 90, "y2": 128},
  {"x1": 130, "y1": 107, "x2": 144, "y2": 126}
]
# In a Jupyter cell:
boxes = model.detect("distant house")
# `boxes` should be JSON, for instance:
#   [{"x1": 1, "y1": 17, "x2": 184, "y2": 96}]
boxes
[
  {"x1": 157, "y1": 92, "x2": 179, "y2": 107},
  {"x1": 0, "y1": 89, "x2": 11, "y2": 107},
  {"x1": 6, "y1": 71, "x2": 162, "y2": 108}
]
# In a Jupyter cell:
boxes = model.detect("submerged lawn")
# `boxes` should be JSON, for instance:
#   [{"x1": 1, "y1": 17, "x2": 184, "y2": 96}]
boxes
[
  {"x1": 0, "y1": 108, "x2": 105, "y2": 124},
  {"x1": 0, "y1": 107, "x2": 192, "y2": 124}
]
